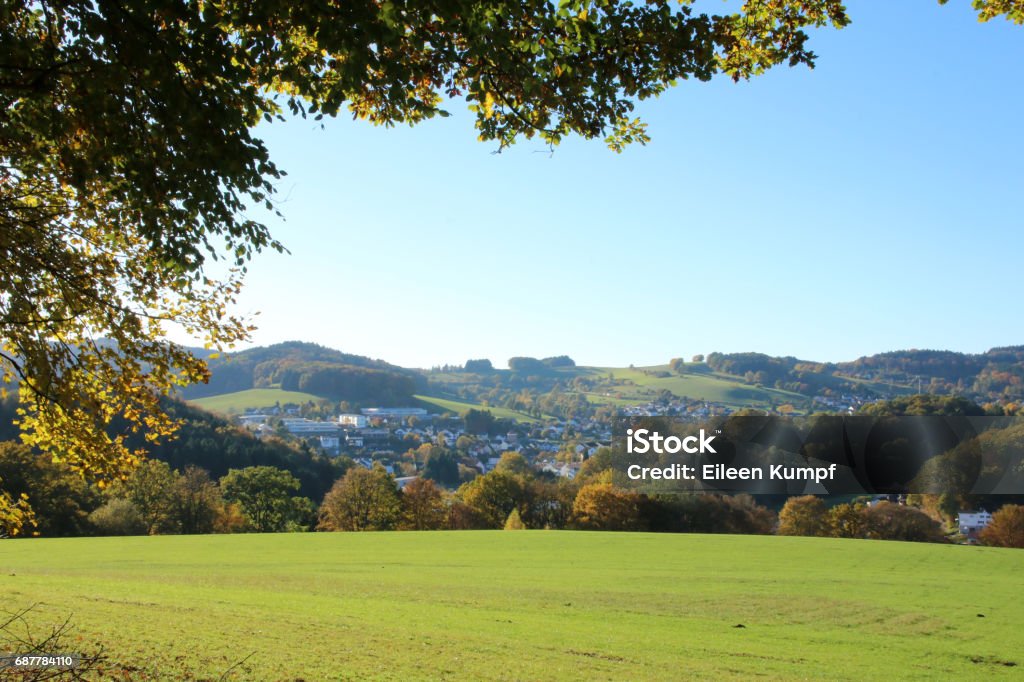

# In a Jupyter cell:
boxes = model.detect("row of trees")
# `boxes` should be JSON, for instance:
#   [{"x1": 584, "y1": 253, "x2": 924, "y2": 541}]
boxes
[
  {"x1": 778, "y1": 495, "x2": 1024, "y2": 547},
  {"x1": 317, "y1": 457, "x2": 776, "y2": 535},
  {"x1": 0, "y1": 440, "x2": 319, "y2": 537},
  {"x1": 319, "y1": 455, "x2": 1024, "y2": 547},
  {"x1": 507, "y1": 356, "x2": 576, "y2": 373},
  {"x1": 1, "y1": 441, "x2": 778, "y2": 537},
  {"x1": 93, "y1": 461, "x2": 316, "y2": 536},
  {"x1": 702, "y1": 348, "x2": 1024, "y2": 403},
  {"x1": 777, "y1": 497, "x2": 946, "y2": 543},
  {"x1": 6, "y1": 436, "x2": 1022, "y2": 547},
  {"x1": 453, "y1": 385, "x2": 598, "y2": 421}
]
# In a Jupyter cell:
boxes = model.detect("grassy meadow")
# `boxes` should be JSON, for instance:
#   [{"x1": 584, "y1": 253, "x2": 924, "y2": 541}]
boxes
[
  {"x1": 421, "y1": 363, "x2": 809, "y2": 418},
  {"x1": 189, "y1": 387, "x2": 546, "y2": 423},
  {"x1": 414, "y1": 394, "x2": 544, "y2": 423},
  {"x1": 188, "y1": 363, "x2": 814, "y2": 422},
  {"x1": 1, "y1": 532, "x2": 1021, "y2": 680},
  {"x1": 592, "y1": 366, "x2": 806, "y2": 409},
  {"x1": 190, "y1": 388, "x2": 324, "y2": 414}
]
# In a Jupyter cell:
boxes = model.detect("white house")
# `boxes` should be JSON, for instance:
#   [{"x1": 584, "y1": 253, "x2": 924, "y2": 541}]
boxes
[
  {"x1": 957, "y1": 511, "x2": 993, "y2": 534},
  {"x1": 237, "y1": 414, "x2": 268, "y2": 429},
  {"x1": 361, "y1": 407, "x2": 428, "y2": 420},
  {"x1": 339, "y1": 414, "x2": 368, "y2": 428},
  {"x1": 557, "y1": 463, "x2": 580, "y2": 480}
]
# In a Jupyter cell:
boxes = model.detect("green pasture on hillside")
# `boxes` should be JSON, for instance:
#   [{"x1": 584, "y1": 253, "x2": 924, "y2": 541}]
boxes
[
  {"x1": 189, "y1": 388, "x2": 324, "y2": 414},
  {"x1": 191, "y1": 364, "x2": 809, "y2": 421},
  {"x1": 414, "y1": 394, "x2": 543, "y2": 423},
  {"x1": 1, "y1": 533, "x2": 1021, "y2": 680},
  {"x1": 594, "y1": 366, "x2": 807, "y2": 408}
]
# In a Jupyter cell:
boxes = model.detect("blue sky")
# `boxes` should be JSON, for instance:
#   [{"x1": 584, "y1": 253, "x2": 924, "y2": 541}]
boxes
[{"x1": 208, "y1": 0, "x2": 1023, "y2": 369}]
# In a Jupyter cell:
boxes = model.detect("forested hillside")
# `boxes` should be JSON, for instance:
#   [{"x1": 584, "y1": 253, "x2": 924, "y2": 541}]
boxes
[
  {"x1": 179, "y1": 341, "x2": 424, "y2": 405},
  {"x1": 703, "y1": 347, "x2": 1024, "y2": 403},
  {"x1": 0, "y1": 395, "x2": 346, "y2": 502}
]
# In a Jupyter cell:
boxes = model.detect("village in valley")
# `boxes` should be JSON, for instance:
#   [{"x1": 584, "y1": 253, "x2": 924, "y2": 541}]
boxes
[
  {"x1": 228, "y1": 370, "x2": 874, "y2": 483},
  {"x1": 227, "y1": 351, "x2": 1024, "y2": 541},
  {"x1": 163, "y1": 341, "x2": 1024, "y2": 545},
  {"x1": 226, "y1": 391, "x2": 869, "y2": 482},
  {"x1": 237, "y1": 404, "x2": 617, "y2": 484}
]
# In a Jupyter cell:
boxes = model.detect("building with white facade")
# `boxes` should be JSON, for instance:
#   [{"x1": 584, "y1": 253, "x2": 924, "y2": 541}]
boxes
[
  {"x1": 237, "y1": 414, "x2": 269, "y2": 429},
  {"x1": 957, "y1": 511, "x2": 993, "y2": 534},
  {"x1": 339, "y1": 414, "x2": 368, "y2": 428},
  {"x1": 281, "y1": 418, "x2": 341, "y2": 436},
  {"x1": 361, "y1": 407, "x2": 428, "y2": 420}
]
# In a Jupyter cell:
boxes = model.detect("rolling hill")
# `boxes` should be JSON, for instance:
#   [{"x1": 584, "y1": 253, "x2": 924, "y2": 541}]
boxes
[
  {"x1": 413, "y1": 394, "x2": 545, "y2": 423},
  {"x1": 181, "y1": 343, "x2": 1024, "y2": 421},
  {"x1": 190, "y1": 388, "x2": 324, "y2": 414},
  {"x1": 593, "y1": 365, "x2": 807, "y2": 406},
  {"x1": 178, "y1": 341, "x2": 424, "y2": 405}
]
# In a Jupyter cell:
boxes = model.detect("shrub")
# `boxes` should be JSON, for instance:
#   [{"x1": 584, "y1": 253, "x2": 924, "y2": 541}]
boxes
[{"x1": 89, "y1": 499, "x2": 147, "y2": 536}]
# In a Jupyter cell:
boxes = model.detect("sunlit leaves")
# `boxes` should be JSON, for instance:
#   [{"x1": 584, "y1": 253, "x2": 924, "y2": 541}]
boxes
[
  {"x1": 0, "y1": 490, "x2": 36, "y2": 538},
  {"x1": 228, "y1": 0, "x2": 853, "y2": 151},
  {"x1": 939, "y1": 0, "x2": 1024, "y2": 24}
]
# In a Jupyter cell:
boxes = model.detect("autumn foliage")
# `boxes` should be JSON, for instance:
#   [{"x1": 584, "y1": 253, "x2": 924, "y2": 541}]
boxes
[{"x1": 979, "y1": 504, "x2": 1024, "y2": 548}]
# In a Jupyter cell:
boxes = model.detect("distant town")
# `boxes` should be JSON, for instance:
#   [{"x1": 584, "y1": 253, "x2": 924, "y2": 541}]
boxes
[
  {"x1": 239, "y1": 404, "x2": 611, "y2": 482},
  {"x1": 236, "y1": 392, "x2": 871, "y2": 481}
]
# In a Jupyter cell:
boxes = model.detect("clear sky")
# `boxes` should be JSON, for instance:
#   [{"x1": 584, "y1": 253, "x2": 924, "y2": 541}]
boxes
[{"x1": 202, "y1": 0, "x2": 1024, "y2": 370}]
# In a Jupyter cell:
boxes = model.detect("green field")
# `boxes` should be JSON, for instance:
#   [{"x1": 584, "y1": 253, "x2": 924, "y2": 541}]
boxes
[
  {"x1": 191, "y1": 364, "x2": 808, "y2": 419},
  {"x1": 425, "y1": 364, "x2": 808, "y2": 412},
  {"x1": 414, "y1": 394, "x2": 543, "y2": 423},
  {"x1": 593, "y1": 365, "x2": 807, "y2": 408},
  {"x1": 190, "y1": 388, "x2": 323, "y2": 414},
  {"x1": 582, "y1": 391, "x2": 646, "y2": 407},
  {"x1": 1, "y1": 533, "x2": 1021, "y2": 680}
]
